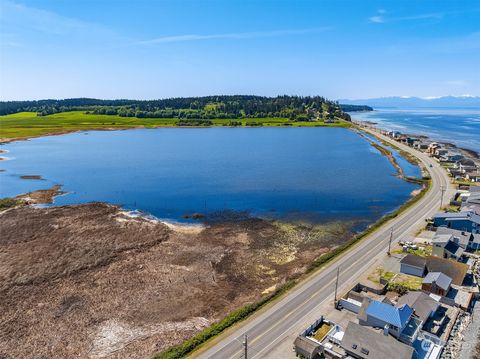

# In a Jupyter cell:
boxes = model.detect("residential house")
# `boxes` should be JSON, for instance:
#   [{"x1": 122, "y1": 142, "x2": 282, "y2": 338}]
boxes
[
  {"x1": 427, "y1": 142, "x2": 439, "y2": 156},
  {"x1": 432, "y1": 210, "x2": 480, "y2": 233},
  {"x1": 453, "y1": 159, "x2": 477, "y2": 174},
  {"x1": 466, "y1": 171, "x2": 480, "y2": 182},
  {"x1": 422, "y1": 272, "x2": 452, "y2": 296},
  {"x1": 440, "y1": 151, "x2": 464, "y2": 163},
  {"x1": 293, "y1": 335, "x2": 321, "y2": 359},
  {"x1": 465, "y1": 192, "x2": 480, "y2": 205},
  {"x1": 396, "y1": 292, "x2": 439, "y2": 324},
  {"x1": 434, "y1": 148, "x2": 448, "y2": 158},
  {"x1": 399, "y1": 254, "x2": 468, "y2": 286},
  {"x1": 341, "y1": 322, "x2": 414, "y2": 359},
  {"x1": 435, "y1": 227, "x2": 480, "y2": 251},
  {"x1": 431, "y1": 233, "x2": 464, "y2": 260},
  {"x1": 358, "y1": 299, "x2": 414, "y2": 340},
  {"x1": 425, "y1": 256, "x2": 468, "y2": 286},
  {"x1": 400, "y1": 254, "x2": 427, "y2": 277}
]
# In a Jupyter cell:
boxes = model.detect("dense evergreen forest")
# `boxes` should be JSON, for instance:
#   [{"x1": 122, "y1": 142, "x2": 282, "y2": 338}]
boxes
[{"x1": 0, "y1": 96, "x2": 371, "y2": 120}]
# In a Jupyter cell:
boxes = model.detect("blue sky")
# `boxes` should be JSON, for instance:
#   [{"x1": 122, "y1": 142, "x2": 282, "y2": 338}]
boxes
[{"x1": 1, "y1": 0, "x2": 479, "y2": 100}]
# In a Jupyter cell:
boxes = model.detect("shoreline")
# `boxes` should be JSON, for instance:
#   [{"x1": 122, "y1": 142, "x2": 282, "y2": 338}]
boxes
[
  {"x1": 0, "y1": 117, "x2": 353, "y2": 145},
  {"x1": 350, "y1": 116, "x2": 480, "y2": 159},
  {"x1": 0, "y1": 123, "x2": 435, "y2": 359}
]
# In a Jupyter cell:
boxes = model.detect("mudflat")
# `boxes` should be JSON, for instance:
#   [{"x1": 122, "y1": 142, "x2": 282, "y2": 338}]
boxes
[{"x1": 0, "y1": 197, "x2": 355, "y2": 358}]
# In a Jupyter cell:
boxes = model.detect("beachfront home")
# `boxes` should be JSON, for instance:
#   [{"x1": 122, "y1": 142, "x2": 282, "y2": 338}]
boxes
[
  {"x1": 440, "y1": 151, "x2": 464, "y2": 163},
  {"x1": 434, "y1": 148, "x2": 448, "y2": 158},
  {"x1": 413, "y1": 140, "x2": 430, "y2": 151},
  {"x1": 358, "y1": 299, "x2": 414, "y2": 340},
  {"x1": 466, "y1": 171, "x2": 480, "y2": 182},
  {"x1": 341, "y1": 322, "x2": 414, "y2": 359},
  {"x1": 396, "y1": 292, "x2": 439, "y2": 324},
  {"x1": 293, "y1": 335, "x2": 322, "y2": 359},
  {"x1": 427, "y1": 142, "x2": 439, "y2": 156},
  {"x1": 435, "y1": 227, "x2": 480, "y2": 252},
  {"x1": 422, "y1": 272, "x2": 452, "y2": 297},
  {"x1": 399, "y1": 254, "x2": 469, "y2": 286},
  {"x1": 431, "y1": 233, "x2": 464, "y2": 260},
  {"x1": 453, "y1": 159, "x2": 477, "y2": 174},
  {"x1": 432, "y1": 210, "x2": 480, "y2": 233}
]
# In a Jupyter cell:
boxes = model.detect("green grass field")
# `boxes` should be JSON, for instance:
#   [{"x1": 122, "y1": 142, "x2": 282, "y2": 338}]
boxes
[{"x1": 0, "y1": 111, "x2": 352, "y2": 140}]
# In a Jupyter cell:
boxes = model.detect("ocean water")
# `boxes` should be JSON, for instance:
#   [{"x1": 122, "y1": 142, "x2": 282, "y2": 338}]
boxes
[
  {"x1": 0, "y1": 127, "x2": 419, "y2": 227},
  {"x1": 351, "y1": 108, "x2": 480, "y2": 153}
]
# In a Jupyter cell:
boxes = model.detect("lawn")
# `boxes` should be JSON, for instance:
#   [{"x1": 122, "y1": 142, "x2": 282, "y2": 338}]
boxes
[
  {"x1": 393, "y1": 246, "x2": 432, "y2": 257},
  {"x1": 0, "y1": 111, "x2": 352, "y2": 140},
  {"x1": 368, "y1": 267, "x2": 395, "y2": 283},
  {"x1": 390, "y1": 273, "x2": 423, "y2": 291}
]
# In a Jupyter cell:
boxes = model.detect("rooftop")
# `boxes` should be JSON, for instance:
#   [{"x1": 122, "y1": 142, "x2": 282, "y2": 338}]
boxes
[
  {"x1": 366, "y1": 300, "x2": 413, "y2": 328},
  {"x1": 341, "y1": 321, "x2": 414, "y2": 359},
  {"x1": 423, "y1": 272, "x2": 452, "y2": 291},
  {"x1": 400, "y1": 254, "x2": 427, "y2": 268},
  {"x1": 397, "y1": 292, "x2": 439, "y2": 323},
  {"x1": 443, "y1": 240, "x2": 464, "y2": 257},
  {"x1": 425, "y1": 256, "x2": 468, "y2": 286},
  {"x1": 435, "y1": 227, "x2": 471, "y2": 247}
]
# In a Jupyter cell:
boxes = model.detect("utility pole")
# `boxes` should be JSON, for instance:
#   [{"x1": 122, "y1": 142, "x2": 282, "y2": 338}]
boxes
[
  {"x1": 243, "y1": 334, "x2": 248, "y2": 359},
  {"x1": 440, "y1": 185, "x2": 446, "y2": 209},
  {"x1": 387, "y1": 227, "x2": 393, "y2": 256},
  {"x1": 334, "y1": 267, "x2": 340, "y2": 309}
]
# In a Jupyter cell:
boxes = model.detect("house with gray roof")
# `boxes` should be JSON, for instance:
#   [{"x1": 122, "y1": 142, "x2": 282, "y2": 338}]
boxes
[
  {"x1": 341, "y1": 321, "x2": 414, "y2": 359},
  {"x1": 467, "y1": 172, "x2": 480, "y2": 182},
  {"x1": 400, "y1": 254, "x2": 427, "y2": 277},
  {"x1": 440, "y1": 151, "x2": 464, "y2": 163},
  {"x1": 396, "y1": 292, "x2": 439, "y2": 323},
  {"x1": 435, "y1": 227, "x2": 472, "y2": 248},
  {"x1": 422, "y1": 272, "x2": 452, "y2": 297},
  {"x1": 293, "y1": 335, "x2": 321, "y2": 359}
]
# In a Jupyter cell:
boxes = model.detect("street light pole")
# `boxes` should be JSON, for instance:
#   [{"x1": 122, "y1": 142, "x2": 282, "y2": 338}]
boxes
[
  {"x1": 440, "y1": 185, "x2": 446, "y2": 209},
  {"x1": 243, "y1": 334, "x2": 248, "y2": 359},
  {"x1": 334, "y1": 267, "x2": 340, "y2": 309},
  {"x1": 388, "y1": 227, "x2": 393, "y2": 256}
]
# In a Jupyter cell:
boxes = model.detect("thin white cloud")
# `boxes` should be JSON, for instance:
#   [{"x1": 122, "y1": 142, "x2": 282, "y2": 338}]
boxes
[
  {"x1": 139, "y1": 27, "x2": 331, "y2": 45},
  {"x1": 0, "y1": 0, "x2": 119, "y2": 39},
  {"x1": 369, "y1": 11, "x2": 443, "y2": 24},
  {"x1": 368, "y1": 16, "x2": 384, "y2": 23}
]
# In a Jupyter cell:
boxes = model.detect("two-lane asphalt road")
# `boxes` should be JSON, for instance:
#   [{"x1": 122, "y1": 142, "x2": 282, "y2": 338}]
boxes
[{"x1": 194, "y1": 128, "x2": 453, "y2": 359}]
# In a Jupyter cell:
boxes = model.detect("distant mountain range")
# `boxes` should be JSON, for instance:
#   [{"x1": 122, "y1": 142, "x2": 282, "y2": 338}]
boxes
[{"x1": 337, "y1": 96, "x2": 480, "y2": 109}]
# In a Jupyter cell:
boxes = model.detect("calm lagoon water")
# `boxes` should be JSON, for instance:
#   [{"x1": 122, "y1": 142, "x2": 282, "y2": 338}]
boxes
[
  {"x1": 0, "y1": 128, "x2": 419, "y2": 227},
  {"x1": 351, "y1": 108, "x2": 480, "y2": 153}
]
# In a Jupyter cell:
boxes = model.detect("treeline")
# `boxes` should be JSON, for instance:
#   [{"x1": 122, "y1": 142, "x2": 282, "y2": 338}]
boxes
[
  {"x1": 338, "y1": 104, "x2": 373, "y2": 112},
  {"x1": 0, "y1": 96, "x2": 354, "y2": 121}
]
